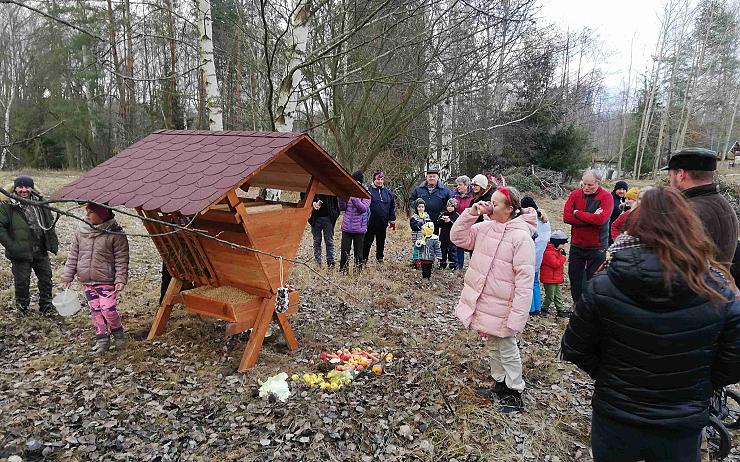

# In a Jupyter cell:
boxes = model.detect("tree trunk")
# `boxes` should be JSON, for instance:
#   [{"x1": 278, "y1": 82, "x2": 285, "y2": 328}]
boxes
[
  {"x1": 722, "y1": 84, "x2": 739, "y2": 157},
  {"x1": 124, "y1": 0, "x2": 135, "y2": 133},
  {"x1": 652, "y1": 55, "x2": 678, "y2": 178},
  {"x1": 166, "y1": 0, "x2": 178, "y2": 127},
  {"x1": 617, "y1": 36, "x2": 634, "y2": 178},
  {"x1": 274, "y1": 0, "x2": 311, "y2": 132},
  {"x1": 106, "y1": 0, "x2": 127, "y2": 126},
  {"x1": 633, "y1": 14, "x2": 668, "y2": 179},
  {"x1": 1, "y1": 84, "x2": 14, "y2": 170},
  {"x1": 676, "y1": 7, "x2": 713, "y2": 149},
  {"x1": 197, "y1": 0, "x2": 223, "y2": 131}
]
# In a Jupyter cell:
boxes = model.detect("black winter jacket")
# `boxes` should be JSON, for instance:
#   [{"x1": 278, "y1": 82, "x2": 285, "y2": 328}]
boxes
[
  {"x1": 684, "y1": 184, "x2": 738, "y2": 265},
  {"x1": 367, "y1": 185, "x2": 396, "y2": 226},
  {"x1": 561, "y1": 245, "x2": 740, "y2": 430},
  {"x1": 306, "y1": 194, "x2": 340, "y2": 226}
]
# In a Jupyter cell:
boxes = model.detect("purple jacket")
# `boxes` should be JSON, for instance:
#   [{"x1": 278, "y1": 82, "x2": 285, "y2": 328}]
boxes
[{"x1": 339, "y1": 197, "x2": 371, "y2": 234}]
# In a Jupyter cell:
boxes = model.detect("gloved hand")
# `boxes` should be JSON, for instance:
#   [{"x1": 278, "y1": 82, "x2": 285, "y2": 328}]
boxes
[{"x1": 388, "y1": 221, "x2": 396, "y2": 230}]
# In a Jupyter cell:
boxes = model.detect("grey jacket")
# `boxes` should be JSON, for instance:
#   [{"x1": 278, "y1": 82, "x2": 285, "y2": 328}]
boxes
[
  {"x1": 417, "y1": 235, "x2": 442, "y2": 261},
  {"x1": 62, "y1": 219, "x2": 129, "y2": 285}
]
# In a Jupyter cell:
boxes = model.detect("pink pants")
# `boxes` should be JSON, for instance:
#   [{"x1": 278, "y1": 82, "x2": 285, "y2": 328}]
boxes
[{"x1": 84, "y1": 284, "x2": 122, "y2": 337}]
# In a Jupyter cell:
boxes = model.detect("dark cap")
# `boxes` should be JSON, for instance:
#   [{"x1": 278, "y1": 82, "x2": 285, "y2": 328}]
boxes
[
  {"x1": 663, "y1": 147, "x2": 718, "y2": 172},
  {"x1": 13, "y1": 176, "x2": 34, "y2": 189},
  {"x1": 426, "y1": 166, "x2": 440, "y2": 175},
  {"x1": 521, "y1": 196, "x2": 538, "y2": 210}
]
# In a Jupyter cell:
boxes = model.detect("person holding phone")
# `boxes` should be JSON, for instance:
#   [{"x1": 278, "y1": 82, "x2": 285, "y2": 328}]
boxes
[
  {"x1": 307, "y1": 193, "x2": 340, "y2": 267},
  {"x1": 363, "y1": 170, "x2": 396, "y2": 263}
]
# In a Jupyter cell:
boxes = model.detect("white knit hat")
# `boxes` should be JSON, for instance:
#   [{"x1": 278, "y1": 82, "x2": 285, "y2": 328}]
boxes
[{"x1": 471, "y1": 174, "x2": 488, "y2": 189}]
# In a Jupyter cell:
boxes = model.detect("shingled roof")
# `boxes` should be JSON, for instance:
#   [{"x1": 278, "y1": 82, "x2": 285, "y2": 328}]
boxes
[{"x1": 52, "y1": 130, "x2": 368, "y2": 216}]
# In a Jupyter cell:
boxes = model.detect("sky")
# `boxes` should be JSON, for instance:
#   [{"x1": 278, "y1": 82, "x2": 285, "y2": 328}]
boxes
[{"x1": 539, "y1": 0, "x2": 664, "y2": 92}]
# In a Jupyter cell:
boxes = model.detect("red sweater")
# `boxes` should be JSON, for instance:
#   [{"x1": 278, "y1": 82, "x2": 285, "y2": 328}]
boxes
[
  {"x1": 610, "y1": 209, "x2": 631, "y2": 242},
  {"x1": 540, "y1": 243, "x2": 567, "y2": 284},
  {"x1": 563, "y1": 187, "x2": 613, "y2": 248}
]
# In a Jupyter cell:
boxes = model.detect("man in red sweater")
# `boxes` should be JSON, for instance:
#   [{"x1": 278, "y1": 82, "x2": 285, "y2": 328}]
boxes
[{"x1": 563, "y1": 170, "x2": 613, "y2": 304}]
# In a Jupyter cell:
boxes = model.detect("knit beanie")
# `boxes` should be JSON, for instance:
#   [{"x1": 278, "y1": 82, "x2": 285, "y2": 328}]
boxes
[
  {"x1": 521, "y1": 196, "x2": 538, "y2": 210},
  {"x1": 86, "y1": 202, "x2": 113, "y2": 221},
  {"x1": 415, "y1": 198, "x2": 426, "y2": 209},
  {"x1": 14, "y1": 176, "x2": 34, "y2": 189},
  {"x1": 421, "y1": 221, "x2": 435, "y2": 237},
  {"x1": 550, "y1": 229, "x2": 569, "y2": 246},
  {"x1": 351, "y1": 171, "x2": 364, "y2": 184},
  {"x1": 614, "y1": 180, "x2": 628, "y2": 192},
  {"x1": 471, "y1": 174, "x2": 488, "y2": 189},
  {"x1": 625, "y1": 187, "x2": 640, "y2": 201},
  {"x1": 447, "y1": 198, "x2": 458, "y2": 208}
]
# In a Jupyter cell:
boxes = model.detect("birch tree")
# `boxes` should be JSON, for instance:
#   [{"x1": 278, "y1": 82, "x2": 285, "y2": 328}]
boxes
[
  {"x1": 197, "y1": 0, "x2": 223, "y2": 130},
  {"x1": 274, "y1": 0, "x2": 311, "y2": 132}
]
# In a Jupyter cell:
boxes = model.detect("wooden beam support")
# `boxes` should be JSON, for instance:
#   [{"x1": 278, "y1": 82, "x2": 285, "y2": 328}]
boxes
[
  {"x1": 275, "y1": 312, "x2": 298, "y2": 351},
  {"x1": 300, "y1": 175, "x2": 319, "y2": 210},
  {"x1": 147, "y1": 277, "x2": 183, "y2": 340},
  {"x1": 238, "y1": 298, "x2": 273, "y2": 371}
]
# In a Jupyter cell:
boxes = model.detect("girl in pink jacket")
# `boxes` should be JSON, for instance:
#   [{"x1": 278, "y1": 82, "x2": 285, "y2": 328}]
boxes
[
  {"x1": 62, "y1": 203, "x2": 129, "y2": 354},
  {"x1": 450, "y1": 186, "x2": 536, "y2": 413}
]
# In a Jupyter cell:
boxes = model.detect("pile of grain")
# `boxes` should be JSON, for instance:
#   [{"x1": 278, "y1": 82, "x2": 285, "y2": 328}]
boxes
[{"x1": 186, "y1": 285, "x2": 257, "y2": 303}]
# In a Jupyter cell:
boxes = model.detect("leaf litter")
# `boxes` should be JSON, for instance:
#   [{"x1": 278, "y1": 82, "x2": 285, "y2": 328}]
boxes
[{"x1": 1, "y1": 171, "x2": 737, "y2": 461}]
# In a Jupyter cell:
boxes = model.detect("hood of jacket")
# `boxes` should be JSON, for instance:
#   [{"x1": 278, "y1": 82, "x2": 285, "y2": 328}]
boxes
[
  {"x1": 507, "y1": 208, "x2": 538, "y2": 236},
  {"x1": 606, "y1": 245, "x2": 701, "y2": 307},
  {"x1": 78, "y1": 218, "x2": 122, "y2": 237}
]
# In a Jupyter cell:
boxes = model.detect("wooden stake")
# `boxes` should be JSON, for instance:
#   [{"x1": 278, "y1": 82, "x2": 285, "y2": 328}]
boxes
[
  {"x1": 238, "y1": 298, "x2": 273, "y2": 371},
  {"x1": 147, "y1": 277, "x2": 183, "y2": 340}
]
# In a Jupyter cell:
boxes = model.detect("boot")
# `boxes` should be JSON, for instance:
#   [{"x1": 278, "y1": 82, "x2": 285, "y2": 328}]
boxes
[
  {"x1": 475, "y1": 381, "x2": 509, "y2": 400},
  {"x1": 93, "y1": 336, "x2": 110, "y2": 354},
  {"x1": 39, "y1": 304, "x2": 56, "y2": 317},
  {"x1": 499, "y1": 390, "x2": 524, "y2": 414},
  {"x1": 112, "y1": 328, "x2": 125, "y2": 348}
]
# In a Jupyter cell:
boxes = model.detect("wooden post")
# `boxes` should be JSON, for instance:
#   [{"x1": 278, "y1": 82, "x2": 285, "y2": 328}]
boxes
[
  {"x1": 275, "y1": 312, "x2": 298, "y2": 350},
  {"x1": 238, "y1": 298, "x2": 273, "y2": 371},
  {"x1": 148, "y1": 277, "x2": 183, "y2": 339}
]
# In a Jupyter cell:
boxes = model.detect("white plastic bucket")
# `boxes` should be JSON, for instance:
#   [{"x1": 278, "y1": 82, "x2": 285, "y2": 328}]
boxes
[{"x1": 52, "y1": 289, "x2": 81, "y2": 317}]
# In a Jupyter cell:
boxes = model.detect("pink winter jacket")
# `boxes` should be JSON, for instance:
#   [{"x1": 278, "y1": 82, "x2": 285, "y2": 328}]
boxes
[{"x1": 450, "y1": 208, "x2": 537, "y2": 338}]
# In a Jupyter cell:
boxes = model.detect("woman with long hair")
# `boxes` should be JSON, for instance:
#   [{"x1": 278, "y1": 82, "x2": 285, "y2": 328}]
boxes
[
  {"x1": 561, "y1": 187, "x2": 740, "y2": 462},
  {"x1": 451, "y1": 186, "x2": 536, "y2": 413}
]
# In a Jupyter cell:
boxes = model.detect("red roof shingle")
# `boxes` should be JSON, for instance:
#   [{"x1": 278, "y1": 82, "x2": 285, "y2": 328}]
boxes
[{"x1": 52, "y1": 130, "x2": 365, "y2": 216}]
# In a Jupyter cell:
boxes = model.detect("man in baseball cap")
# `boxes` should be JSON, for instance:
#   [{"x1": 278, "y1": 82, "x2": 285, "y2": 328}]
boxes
[
  {"x1": 408, "y1": 165, "x2": 451, "y2": 228},
  {"x1": 666, "y1": 148, "x2": 737, "y2": 264}
]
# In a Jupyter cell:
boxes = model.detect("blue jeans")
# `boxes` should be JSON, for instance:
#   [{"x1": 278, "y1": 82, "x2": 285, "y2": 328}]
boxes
[
  {"x1": 311, "y1": 217, "x2": 335, "y2": 265},
  {"x1": 455, "y1": 247, "x2": 466, "y2": 269},
  {"x1": 529, "y1": 271, "x2": 541, "y2": 313},
  {"x1": 591, "y1": 412, "x2": 701, "y2": 462}
]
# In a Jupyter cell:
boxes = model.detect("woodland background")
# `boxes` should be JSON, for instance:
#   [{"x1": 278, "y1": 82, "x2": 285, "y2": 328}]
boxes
[{"x1": 0, "y1": 0, "x2": 739, "y2": 193}]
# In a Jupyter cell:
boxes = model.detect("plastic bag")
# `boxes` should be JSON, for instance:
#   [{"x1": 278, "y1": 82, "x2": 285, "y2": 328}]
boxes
[{"x1": 257, "y1": 372, "x2": 291, "y2": 402}]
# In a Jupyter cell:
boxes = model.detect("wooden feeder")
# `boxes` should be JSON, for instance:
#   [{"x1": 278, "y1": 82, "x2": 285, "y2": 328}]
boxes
[{"x1": 53, "y1": 130, "x2": 369, "y2": 371}]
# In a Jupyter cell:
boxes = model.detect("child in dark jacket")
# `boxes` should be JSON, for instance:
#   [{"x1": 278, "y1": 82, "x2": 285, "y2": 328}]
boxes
[
  {"x1": 436, "y1": 198, "x2": 459, "y2": 269},
  {"x1": 540, "y1": 230, "x2": 568, "y2": 316}
]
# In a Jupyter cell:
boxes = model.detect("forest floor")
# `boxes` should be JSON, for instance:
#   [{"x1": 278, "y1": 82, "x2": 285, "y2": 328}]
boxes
[{"x1": 0, "y1": 170, "x2": 738, "y2": 462}]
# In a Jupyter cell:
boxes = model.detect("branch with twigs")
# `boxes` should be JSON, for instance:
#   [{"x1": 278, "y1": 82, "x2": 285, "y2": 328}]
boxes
[{"x1": 0, "y1": 120, "x2": 66, "y2": 149}]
